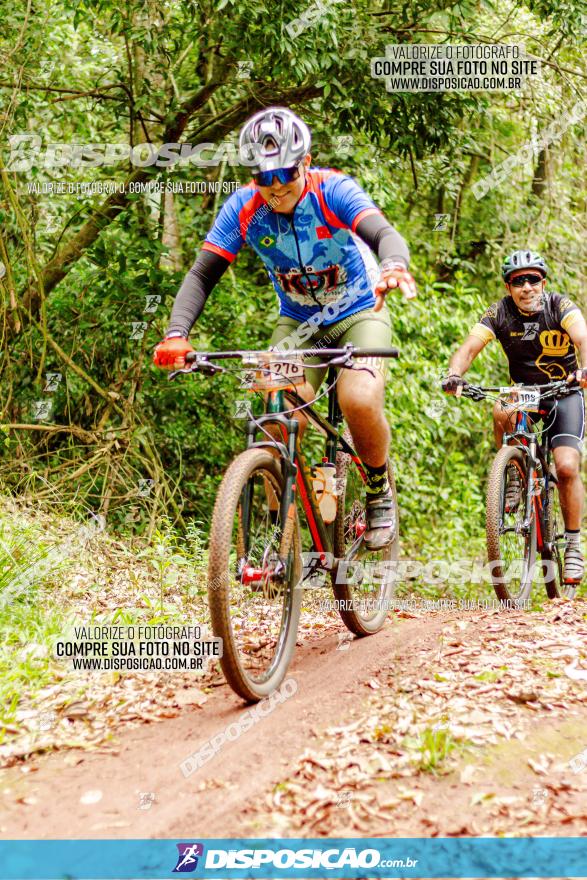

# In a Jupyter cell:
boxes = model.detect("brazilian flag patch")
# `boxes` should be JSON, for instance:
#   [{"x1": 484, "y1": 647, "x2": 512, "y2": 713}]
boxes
[{"x1": 260, "y1": 234, "x2": 276, "y2": 249}]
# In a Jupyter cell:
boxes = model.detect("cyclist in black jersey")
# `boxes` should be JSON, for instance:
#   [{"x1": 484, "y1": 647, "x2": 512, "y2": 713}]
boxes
[{"x1": 442, "y1": 250, "x2": 587, "y2": 586}]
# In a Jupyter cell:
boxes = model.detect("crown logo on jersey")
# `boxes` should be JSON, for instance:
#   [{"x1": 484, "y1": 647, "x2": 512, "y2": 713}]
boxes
[{"x1": 539, "y1": 329, "x2": 569, "y2": 356}]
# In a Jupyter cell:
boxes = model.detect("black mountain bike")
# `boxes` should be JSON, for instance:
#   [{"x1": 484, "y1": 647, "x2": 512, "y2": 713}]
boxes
[
  {"x1": 459, "y1": 380, "x2": 580, "y2": 603},
  {"x1": 170, "y1": 344, "x2": 399, "y2": 701}
]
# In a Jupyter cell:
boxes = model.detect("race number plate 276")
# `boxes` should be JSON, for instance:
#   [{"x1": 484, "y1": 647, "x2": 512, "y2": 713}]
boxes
[{"x1": 247, "y1": 355, "x2": 305, "y2": 391}]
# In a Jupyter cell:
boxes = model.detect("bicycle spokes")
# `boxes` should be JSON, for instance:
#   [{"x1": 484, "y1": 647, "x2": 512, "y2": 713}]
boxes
[
  {"x1": 542, "y1": 480, "x2": 576, "y2": 599},
  {"x1": 500, "y1": 466, "x2": 533, "y2": 590},
  {"x1": 332, "y1": 454, "x2": 398, "y2": 634},
  {"x1": 229, "y1": 469, "x2": 294, "y2": 680},
  {"x1": 487, "y1": 448, "x2": 536, "y2": 604}
]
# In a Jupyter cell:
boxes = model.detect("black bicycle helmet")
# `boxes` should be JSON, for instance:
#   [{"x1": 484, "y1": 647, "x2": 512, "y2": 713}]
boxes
[{"x1": 501, "y1": 250, "x2": 548, "y2": 281}]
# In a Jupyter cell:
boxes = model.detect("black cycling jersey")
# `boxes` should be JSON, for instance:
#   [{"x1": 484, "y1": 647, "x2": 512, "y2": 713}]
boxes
[{"x1": 470, "y1": 292, "x2": 581, "y2": 384}]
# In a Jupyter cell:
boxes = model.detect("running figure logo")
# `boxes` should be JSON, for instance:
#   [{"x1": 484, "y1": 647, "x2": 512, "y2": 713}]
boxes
[
  {"x1": 522, "y1": 322, "x2": 539, "y2": 341},
  {"x1": 173, "y1": 843, "x2": 204, "y2": 873}
]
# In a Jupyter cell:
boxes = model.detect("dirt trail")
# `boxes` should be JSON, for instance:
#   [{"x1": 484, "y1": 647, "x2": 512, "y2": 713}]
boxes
[{"x1": 2, "y1": 603, "x2": 587, "y2": 840}]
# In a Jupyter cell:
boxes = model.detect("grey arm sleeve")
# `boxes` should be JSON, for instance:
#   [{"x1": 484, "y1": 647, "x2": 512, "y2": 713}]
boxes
[
  {"x1": 166, "y1": 250, "x2": 230, "y2": 338},
  {"x1": 355, "y1": 214, "x2": 410, "y2": 268}
]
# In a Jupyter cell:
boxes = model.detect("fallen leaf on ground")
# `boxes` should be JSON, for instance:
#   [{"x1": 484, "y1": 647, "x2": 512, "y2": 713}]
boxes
[
  {"x1": 173, "y1": 688, "x2": 208, "y2": 707},
  {"x1": 460, "y1": 765, "x2": 483, "y2": 784},
  {"x1": 528, "y1": 755, "x2": 550, "y2": 776},
  {"x1": 564, "y1": 663, "x2": 587, "y2": 681},
  {"x1": 80, "y1": 789, "x2": 102, "y2": 804}
]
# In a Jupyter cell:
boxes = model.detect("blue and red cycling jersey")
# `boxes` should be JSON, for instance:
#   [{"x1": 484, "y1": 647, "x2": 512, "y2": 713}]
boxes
[{"x1": 202, "y1": 168, "x2": 382, "y2": 325}]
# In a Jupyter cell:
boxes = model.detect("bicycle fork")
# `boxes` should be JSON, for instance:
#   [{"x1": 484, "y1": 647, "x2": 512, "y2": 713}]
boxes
[
  {"x1": 240, "y1": 406, "x2": 299, "y2": 585},
  {"x1": 520, "y1": 437, "x2": 546, "y2": 551},
  {"x1": 508, "y1": 412, "x2": 544, "y2": 544}
]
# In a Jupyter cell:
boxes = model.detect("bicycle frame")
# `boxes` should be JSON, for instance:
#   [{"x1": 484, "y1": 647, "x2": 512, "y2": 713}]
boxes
[
  {"x1": 243, "y1": 367, "x2": 367, "y2": 570},
  {"x1": 169, "y1": 344, "x2": 398, "y2": 590},
  {"x1": 503, "y1": 408, "x2": 555, "y2": 554}
]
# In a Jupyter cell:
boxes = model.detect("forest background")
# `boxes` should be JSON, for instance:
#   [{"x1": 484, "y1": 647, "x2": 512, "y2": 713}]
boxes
[{"x1": 1, "y1": 0, "x2": 586, "y2": 566}]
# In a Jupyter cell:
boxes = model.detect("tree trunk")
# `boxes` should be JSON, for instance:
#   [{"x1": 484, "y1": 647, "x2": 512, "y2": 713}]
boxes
[
  {"x1": 531, "y1": 146, "x2": 549, "y2": 199},
  {"x1": 452, "y1": 153, "x2": 480, "y2": 244},
  {"x1": 160, "y1": 191, "x2": 183, "y2": 272}
]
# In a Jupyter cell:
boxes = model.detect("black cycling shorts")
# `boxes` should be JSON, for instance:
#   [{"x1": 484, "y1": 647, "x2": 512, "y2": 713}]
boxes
[{"x1": 538, "y1": 390, "x2": 585, "y2": 453}]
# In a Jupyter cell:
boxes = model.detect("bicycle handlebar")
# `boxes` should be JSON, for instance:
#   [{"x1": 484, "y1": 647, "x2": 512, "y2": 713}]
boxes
[
  {"x1": 459, "y1": 378, "x2": 579, "y2": 402},
  {"x1": 184, "y1": 345, "x2": 399, "y2": 363},
  {"x1": 168, "y1": 344, "x2": 399, "y2": 381}
]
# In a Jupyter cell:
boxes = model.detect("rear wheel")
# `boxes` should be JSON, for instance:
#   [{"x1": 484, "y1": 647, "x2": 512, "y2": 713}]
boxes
[
  {"x1": 486, "y1": 446, "x2": 536, "y2": 604},
  {"x1": 331, "y1": 441, "x2": 398, "y2": 635},
  {"x1": 542, "y1": 477, "x2": 576, "y2": 598},
  {"x1": 208, "y1": 448, "x2": 302, "y2": 702}
]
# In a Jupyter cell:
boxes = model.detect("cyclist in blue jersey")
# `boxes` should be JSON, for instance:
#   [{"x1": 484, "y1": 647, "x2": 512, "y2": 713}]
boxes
[{"x1": 155, "y1": 107, "x2": 416, "y2": 549}]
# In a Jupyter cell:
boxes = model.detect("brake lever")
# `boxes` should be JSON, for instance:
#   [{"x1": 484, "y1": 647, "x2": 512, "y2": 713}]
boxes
[
  {"x1": 462, "y1": 386, "x2": 485, "y2": 401},
  {"x1": 542, "y1": 380, "x2": 577, "y2": 399},
  {"x1": 168, "y1": 356, "x2": 223, "y2": 381},
  {"x1": 351, "y1": 364, "x2": 377, "y2": 378},
  {"x1": 168, "y1": 365, "x2": 195, "y2": 381},
  {"x1": 329, "y1": 353, "x2": 355, "y2": 369}
]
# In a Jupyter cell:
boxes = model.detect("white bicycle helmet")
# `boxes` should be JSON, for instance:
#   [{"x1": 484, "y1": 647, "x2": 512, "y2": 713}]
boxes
[
  {"x1": 502, "y1": 250, "x2": 548, "y2": 281},
  {"x1": 239, "y1": 107, "x2": 311, "y2": 171}
]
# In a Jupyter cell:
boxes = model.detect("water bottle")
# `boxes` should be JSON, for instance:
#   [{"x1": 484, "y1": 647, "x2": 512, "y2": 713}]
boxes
[{"x1": 312, "y1": 459, "x2": 338, "y2": 524}]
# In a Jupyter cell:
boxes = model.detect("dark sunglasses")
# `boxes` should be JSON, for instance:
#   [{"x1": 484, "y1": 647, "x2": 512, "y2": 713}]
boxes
[
  {"x1": 509, "y1": 273, "x2": 544, "y2": 288},
  {"x1": 252, "y1": 164, "x2": 302, "y2": 187}
]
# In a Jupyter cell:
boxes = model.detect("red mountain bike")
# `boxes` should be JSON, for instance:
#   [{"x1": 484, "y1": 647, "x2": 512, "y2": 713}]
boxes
[
  {"x1": 460, "y1": 380, "x2": 579, "y2": 603},
  {"x1": 171, "y1": 344, "x2": 399, "y2": 701}
]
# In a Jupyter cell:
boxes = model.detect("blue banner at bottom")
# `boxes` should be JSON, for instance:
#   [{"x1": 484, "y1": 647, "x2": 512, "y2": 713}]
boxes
[{"x1": 1, "y1": 837, "x2": 586, "y2": 879}]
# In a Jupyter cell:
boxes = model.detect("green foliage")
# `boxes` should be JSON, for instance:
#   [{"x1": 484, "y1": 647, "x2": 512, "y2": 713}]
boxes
[
  {"x1": 0, "y1": 517, "x2": 73, "y2": 725},
  {"x1": 0, "y1": 501, "x2": 212, "y2": 729},
  {"x1": 388, "y1": 273, "x2": 503, "y2": 561},
  {"x1": 405, "y1": 724, "x2": 462, "y2": 773},
  {"x1": 0, "y1": 0, "x2": 586, "y2": 574},
  {"x1": 136, "y1": 515, "x2": 208, "y2": 611}
]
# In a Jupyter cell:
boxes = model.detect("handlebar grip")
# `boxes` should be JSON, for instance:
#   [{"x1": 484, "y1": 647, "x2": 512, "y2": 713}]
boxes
[
  {"x1": 185, "y1": 352, "x2": 197, "y2": 363},
  {"x1": 352, "y1": 347, "x2": 400, "y2": 358}
]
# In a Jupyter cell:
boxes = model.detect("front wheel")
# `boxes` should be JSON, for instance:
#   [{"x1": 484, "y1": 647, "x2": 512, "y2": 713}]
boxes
[
  {"x1": 207, "y1": 448, "x2": 302, "y2": 702},
  {"x1": 331, "y1": 443, "x2": 399, "y2": 636},
  {"x1": 486, "y1": 446, "x2": 536, "y2": 604}
]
